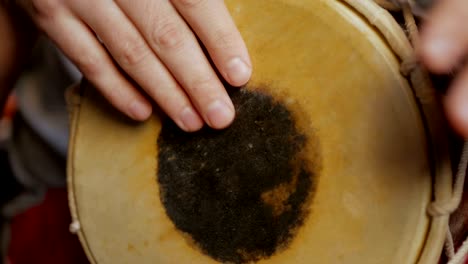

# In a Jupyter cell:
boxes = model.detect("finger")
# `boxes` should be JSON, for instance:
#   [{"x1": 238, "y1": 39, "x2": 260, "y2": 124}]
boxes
[
  {"x1": 115, "y1": 0, "x2": 235, "y2": 129},
  {"x1": 28, "y1": 2, "x2": 152, "y2": 121},
  {"x1": 444, "y1": 64, "x2": 468, "y2": 138},
  {"x1": 69, "y1": 0, "x2": 203, "y2": 132},
  {"x1": 419, "y1": 0, "x2": 468, "y2": 73},
  {"x1": 171, "y1": 0, "x2": 252, "y2": 87}
]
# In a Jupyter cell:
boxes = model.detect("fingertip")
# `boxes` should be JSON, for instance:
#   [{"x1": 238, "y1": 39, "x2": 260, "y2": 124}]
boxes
[
  {"x1": 444, "y1": 86, "x2": 468, "y2": 139},
  {"x1": 224, "y1": 57, "x2": 252, "y2": 87},
  {"x1": 205, "y1": 99, "x2": 235, "y2": 129},
  {"x1": 179, "y1": 106, "x2": 204, "y2": 132},
  {"x1": 418, "y1": 0, "x2": 468, "y2": 74},
  {"x1": 128, "y1": 99, "x2": 152, "y2": 121},
  {"x1": 419, "y1": 32, "x2": 457, "y2": 73}
]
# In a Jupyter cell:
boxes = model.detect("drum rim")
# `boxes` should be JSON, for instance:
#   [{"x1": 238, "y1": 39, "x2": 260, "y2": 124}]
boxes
[{"x1": 66, "y1": 1, "x2": 453, "y2": 263}]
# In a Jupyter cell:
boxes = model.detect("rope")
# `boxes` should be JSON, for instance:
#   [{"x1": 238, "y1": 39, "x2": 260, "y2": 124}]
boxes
[
  {"x1": 374, "y1": 0, "x2": 430, "y2": 18},
  {"x1": 400, "y1": 3, "x2": 438, "y2": 105},
  {"x1": 427, "y1": 140, "x2": 468, "y2": 218},
  {"x1": 399, "y1": 3, "x2": 420, "y2": 76},
  {"x1": 428, "y1": 142, "x2": 468, "y2": 216},
  {"x1": 449, "y1": 238, "x2": 468, "y2": 264},
  {"x1": 446, "y1": 142, "x2": 468, "y2": 264},
  {"x1": 446, "y1": 228, "x2": 456, "y2": 259},
  {"x1": 400, "y1": 56, "x2": 419, "y2": 76},
  {"x1": 373, "y1": 0, "x2": 401, "y2": 11}
]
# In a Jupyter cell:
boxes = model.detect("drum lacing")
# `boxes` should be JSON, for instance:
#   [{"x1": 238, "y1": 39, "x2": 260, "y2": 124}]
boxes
[
  {"x1": 375, "y1": 1, "x2": 421, "y2": 76},
  {"x1": 445, "y1": 141, "x2": 468, "y2": 264},
  {"x1": 429, "y1": 143, "x2": 468, "y2": 264},
  {"x1": 375, "y1": 1, "x2": 468, "y2": 263},
  {"x1": 373, "y1": 0, "x2": 401, "y2": 11},
  {"x1": 400, "y1": 5, "x2": 440, "y2": 108},
  {"x1": 374, "y1": 0, "x2": 429, "y2": 17},
  {"x1": 400, "y1": 7, "x2": 420, "y2": 77},
  {"x1": 404, "y1": 5, "x2": 468, "y2": 264},
  {"x1": 428, "y1": 148, "x2": 468, "y2": 217}
]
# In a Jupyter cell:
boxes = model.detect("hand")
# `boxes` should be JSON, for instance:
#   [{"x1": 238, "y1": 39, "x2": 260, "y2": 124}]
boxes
[
  {"x1": 419, "y1": 0, "x2": 468, "y2": 137},
  {"x1": 18, "y1": 0, "x2": 252, "y2": 132}
]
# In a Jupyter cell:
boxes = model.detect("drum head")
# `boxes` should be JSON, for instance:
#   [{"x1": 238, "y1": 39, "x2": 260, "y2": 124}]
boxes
[{"x1": 68, "y1": 0, "x2": 434, "y2": 263}]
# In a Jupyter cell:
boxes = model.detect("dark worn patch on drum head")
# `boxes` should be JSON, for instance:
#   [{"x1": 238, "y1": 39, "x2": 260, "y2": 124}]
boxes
[{"x1": 157, "y1": 87, "x2": 319, "y2": 263}]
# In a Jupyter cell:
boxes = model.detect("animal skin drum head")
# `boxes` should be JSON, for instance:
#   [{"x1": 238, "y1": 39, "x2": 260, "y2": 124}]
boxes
[{"x1": 67, "y1": 0, "x2": 451, "y2": 263}]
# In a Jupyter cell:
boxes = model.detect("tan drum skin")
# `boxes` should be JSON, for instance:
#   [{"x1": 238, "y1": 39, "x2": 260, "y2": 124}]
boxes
[{"x1": 67, "y1": 0, "x2": 453, "y2": 263}]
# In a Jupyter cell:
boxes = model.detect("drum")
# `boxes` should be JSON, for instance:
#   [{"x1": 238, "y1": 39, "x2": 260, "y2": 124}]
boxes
[{"x1": 67, "y1": 0, "x2": 454, "y2": 263}]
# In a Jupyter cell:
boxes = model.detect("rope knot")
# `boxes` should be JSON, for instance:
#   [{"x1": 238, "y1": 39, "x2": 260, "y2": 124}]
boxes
[
  {"x1": 428, "y1": 200, "x2": 459, "y2": 217},
  {"x1": 400, "y1": 56, "x2": 419, "y2": 76}
]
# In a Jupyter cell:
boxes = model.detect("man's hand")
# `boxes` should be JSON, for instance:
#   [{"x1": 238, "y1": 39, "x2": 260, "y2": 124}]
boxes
[
  {"x1": 419, "y1": 0, "x2": 468, "y2": 137},
  {"x1": 19, "y1": 0, "x2": 252, "y2": 132}
]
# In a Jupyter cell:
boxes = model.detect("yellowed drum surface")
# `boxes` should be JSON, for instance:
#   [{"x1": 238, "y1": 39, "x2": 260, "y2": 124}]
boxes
[{"x1": 67, "y1": 0, "x2": 450, "y2": 263}]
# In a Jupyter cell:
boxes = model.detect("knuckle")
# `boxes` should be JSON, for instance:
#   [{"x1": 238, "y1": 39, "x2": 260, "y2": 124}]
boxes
[
  {"x1": 151, "y1": 22, "x2": 185, "y2": 51},
  {"x1": 187, "y1": 75, "x2": 217, "y2": 94},
  {"x1": 75, "y1": 54, "x2": 101, "y2": 78},
  {"x1": 212, "y1": 30, "x2": 238, "y2": 50},
  {"x1": 31, "y1": 0, "x2": 62, "y2": 18},
  {"x1": 107, "y1": 86, "x2": 126, "y2": 106},
  {"x1": 172, "y1": 0, "x2": 205, "y2": 8},
  {"x1": 117, "y1": 40, "x2": 149, "y2": 68}
]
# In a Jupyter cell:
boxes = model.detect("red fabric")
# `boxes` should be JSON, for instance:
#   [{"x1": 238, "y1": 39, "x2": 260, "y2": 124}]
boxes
[
  {"x1": 2, "y1": 94, "x2": 16, "y2": 119},
  {"x1": 7, "y1": 188, "x2": 89, "y2": 264}
]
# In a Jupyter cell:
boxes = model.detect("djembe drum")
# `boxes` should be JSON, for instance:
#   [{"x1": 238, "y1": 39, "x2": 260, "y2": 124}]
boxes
[{"x1": 67, "y1": 0, "x2": 457, "y2": 263}]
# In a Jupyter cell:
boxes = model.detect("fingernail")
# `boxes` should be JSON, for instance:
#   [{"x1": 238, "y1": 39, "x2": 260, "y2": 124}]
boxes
[
  {"x1": 226, "y1": 57, "x2": 252, "y2": 86},
  {"x1": 180, "y1": 107, "x2": 203, "y2": 132},
  {"x1": 206, "y1": 100, "x2": 235, "y2": 129},
  {"x1": 129, "y1": 100, "x2": 151, "y2": 121},
  {"x1": 425, "y1": 37, "x2": 452, "y2": 59}
]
